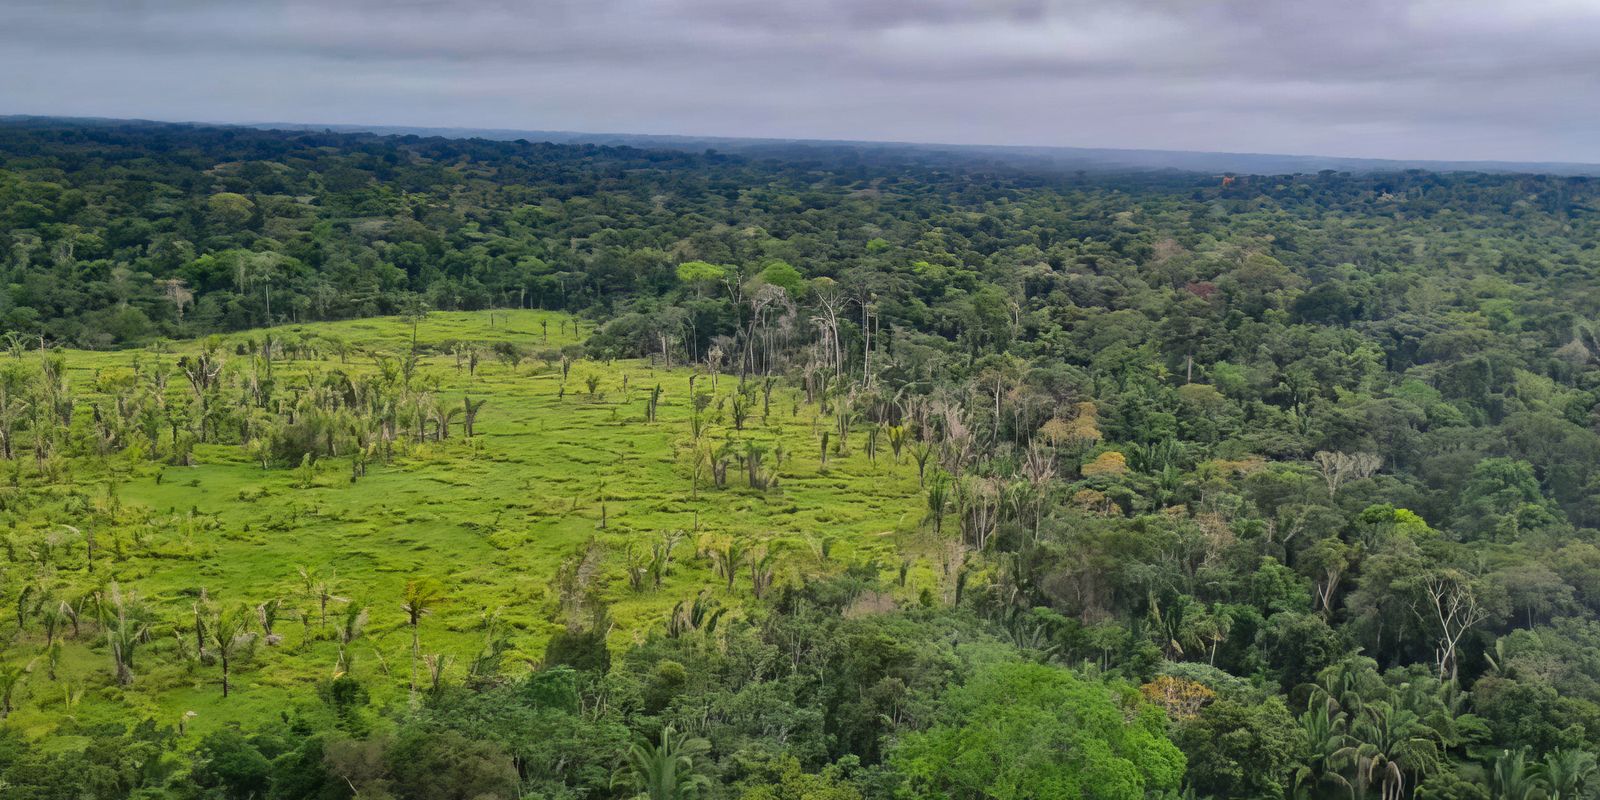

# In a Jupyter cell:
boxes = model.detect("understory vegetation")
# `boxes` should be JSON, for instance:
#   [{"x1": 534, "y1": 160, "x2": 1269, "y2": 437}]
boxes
[{"x1": 1, "y1": 119, "x2": 1600, "y2": 798}]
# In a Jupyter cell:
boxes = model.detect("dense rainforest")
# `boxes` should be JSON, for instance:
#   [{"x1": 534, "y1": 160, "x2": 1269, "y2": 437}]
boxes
[{"x1": 3, "y1": 118, "x2": 1600, "y2": 798}]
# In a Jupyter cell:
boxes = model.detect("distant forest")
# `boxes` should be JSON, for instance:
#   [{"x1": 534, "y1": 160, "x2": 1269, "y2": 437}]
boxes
[{"x1": 1, "y1": 118, "x2": 1592, "y2": 350}]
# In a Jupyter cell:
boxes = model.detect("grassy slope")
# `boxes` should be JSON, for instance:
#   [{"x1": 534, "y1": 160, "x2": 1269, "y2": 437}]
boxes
[{"x1": 10, "y1": 310, "x2": 932, "y2": 738}]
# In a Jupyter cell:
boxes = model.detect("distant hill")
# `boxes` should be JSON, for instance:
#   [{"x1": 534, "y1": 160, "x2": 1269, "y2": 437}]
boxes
[
  {"x1": 236, "y1": 120, "x2": 1600, "y2": 177},
  {"x1": 5, "y1": 114, "x2": 1598, "y2": 176}
]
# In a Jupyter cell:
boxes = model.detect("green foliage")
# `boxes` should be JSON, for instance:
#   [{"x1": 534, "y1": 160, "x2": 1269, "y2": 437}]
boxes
[
  {"x1": 1174, "y1": 697, "x2": 1298, "y2": 800},
  {"x1": 892, "y1": 661, "x2": 1184, "y2": 799},
  {"x1": 3, "y1": 118, "x2": 1600, "y2": 797}
]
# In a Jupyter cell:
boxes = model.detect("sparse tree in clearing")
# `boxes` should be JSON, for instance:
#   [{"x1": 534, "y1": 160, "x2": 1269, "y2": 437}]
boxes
[
  {"x1": 461, "y1": 395, "x2": 487, "y2": 439},
  {"x1": 666, "y1": 591, "x2": 725, "y2": 639},
  {"x1": 686, "y1": 443, "x2": 708, "y2": 500},
  {"x1": 911, "y1": 440, "x2": 934, "y2": 486},
  {"x1": 336, "y1": 599, "x2": 368, "y2": 676},
  {"x1": 423, "y1": 653, "x2": 453, "y2": 697},
  {"x1": 646, "y1": 384, "x2": 662, "y2": 423},
  {"x1": 430, "y1": 396, "x2": 459, "y2": 440},
  {"x1": 298, "y1": 566, "x2": 343, "y2": 628},
  {"x1": 705, "y1": 345, "x2": 725, "y2": 393},
  {"x1": 397, "y1": 293, "x2": 430, "y2": 352},
  {"x1": 653, "y1": 531, "x2": 683, "y2": 589},
  {"x1": 749, "y1": 548, "x2": 775, "y2": 599},
  {"x1": 98, "y1": 582, "x2": 148, "y2": 686},
  {"x1": 585, "y1": 372, "x2": 602, "y2": 397},
  {"x1": 401, "y1": 578, "x2": 445, "y2": 702},
  {"x1": 625, "y1": 544, "x2": 651, "y2": 592},
  {"x1": 744, "y1": 441, "x2": 774, "y2": 490},
  {"x1": 712, "y1": 541, "x2": 747, "y2": 590},
  {"x1": 493, "y1": 341, "x2": 526, "y2": 372},
  {"x1": 209, "y1": 604, "x2": 255, "y2": 698},
  {"x1": 257, "y1": 597, "x2": 284, "y2": 645}
]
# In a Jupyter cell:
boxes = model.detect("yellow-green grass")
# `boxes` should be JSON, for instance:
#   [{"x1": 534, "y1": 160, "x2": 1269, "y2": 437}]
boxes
[{"x1": 6, "y1": 310, "x2": 936, "y2": 740}]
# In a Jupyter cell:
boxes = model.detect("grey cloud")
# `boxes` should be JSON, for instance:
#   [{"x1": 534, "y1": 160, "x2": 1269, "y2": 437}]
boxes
[{"x1": 0, "y1": 0, "x2": 1597, "y2": 162}]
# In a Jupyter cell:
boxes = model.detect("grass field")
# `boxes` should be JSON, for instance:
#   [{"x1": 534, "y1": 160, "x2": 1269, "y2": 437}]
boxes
[{"x1": 4, "y1": 310, "x2": 935, "y2": 740}]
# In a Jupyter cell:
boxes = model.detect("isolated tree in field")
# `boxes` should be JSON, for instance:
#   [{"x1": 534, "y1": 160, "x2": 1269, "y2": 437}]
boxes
[
  {"x1": 712, "y1": 541, "x2": 746, "y2": 590},
  {"x1": 911, "y1": 440, "x2": 934, "y2": 486},
  {"x1": 749, "y1": 548, "x2": 775, "y2": 599},
  {"x1": 646, "y1": 384, "x2": 662, "y2": 422},
  {"x1": 299, "y1": 565, "x2": 343, "y2": 628},
  {"x1": 97, "y1": 582, "x2": 148, "y2": 686},
  {"x1": 335, "y1": 599, "x2": 368, "y2": 677},
  {"x1": 256, "y1": 597, "x2": 284, "y2": 645},
  {"x1": 885, "y1": 424, "x2": 906, "y2": 464},
  {"x1": 398, "y1": 293, "x2": 430, "y2": 351},
  {"x1": 461, "y1": 395, "x2": 487, "y2": 438},
  {"x1": 209, "y1": 604, "x2": 255, "y2": 698},
  {"x1": 621, "y1": 726, "x2": 713, "y2": 800},
  {"x1": 402, "y1": 578, "x2": 446, "y2": 701}
]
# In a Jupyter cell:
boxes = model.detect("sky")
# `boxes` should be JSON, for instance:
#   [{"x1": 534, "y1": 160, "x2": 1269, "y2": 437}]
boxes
[{"x1": 2, "y1": 0, "x2": 1599, "y2": 163}]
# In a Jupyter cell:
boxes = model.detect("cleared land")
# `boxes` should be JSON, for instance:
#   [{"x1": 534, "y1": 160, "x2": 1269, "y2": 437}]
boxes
[{"x1": 6, "y1": 310, "x2": 932, "y2": 737}]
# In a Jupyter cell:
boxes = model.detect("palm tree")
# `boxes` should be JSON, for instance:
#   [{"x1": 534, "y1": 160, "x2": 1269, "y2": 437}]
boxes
[
  {"x1": 209, "y1": 604, "x2": 255, "y2": 698},
  {"x1": 1539, "y1": 748, "x2": 1598, "y2": 800},
  {"x1": 97, "y1": 582, "x2": 148, "y2": 686},
  {"x1": 298, "y1": 565, "x2": 343, "y2": 628},
  {"x1": 711, "y1": 542, "x2": 746, "y2": 590},
  {"x1": 925, "y1": 471, "x2": 950, "y2": 536},
  {"x1": 1336, "y1": 701, "x2": 1444, "y2": 800},
  {"x1": 1291, "y1": 698, "x2": 1352, "y2": 800},
  {"x1": 335, "y1": 599, "x2": 368, "y2": 677},
  {"x1": 0, "y1": 662, "x2": 27, "y2": 718},
  {"x1": 885, "y1": 424, "x2": 907, "y2": 464},
  {"x1": 1491, "y1": 747, "x2": 1545, "y2": 800},
  {"x1": 401, "y1": 578, "x2": 445, "y2": 701},
  {"x1": 461, "y1": 395, "x2": 487, "y2": 438},
  {"x1": 620, "y1": 726, "x2": 713, "y2": 800}
]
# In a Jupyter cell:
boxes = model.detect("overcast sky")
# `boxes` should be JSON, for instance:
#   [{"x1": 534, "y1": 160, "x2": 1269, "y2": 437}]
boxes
[{"x1": 2, "y1": 0, "x2": 1598, "y2": 163}]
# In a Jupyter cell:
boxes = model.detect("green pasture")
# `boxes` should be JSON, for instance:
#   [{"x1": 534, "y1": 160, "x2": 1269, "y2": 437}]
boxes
[{"x1": 4, "y1": 310, "x2": 934, "y2": 738}]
